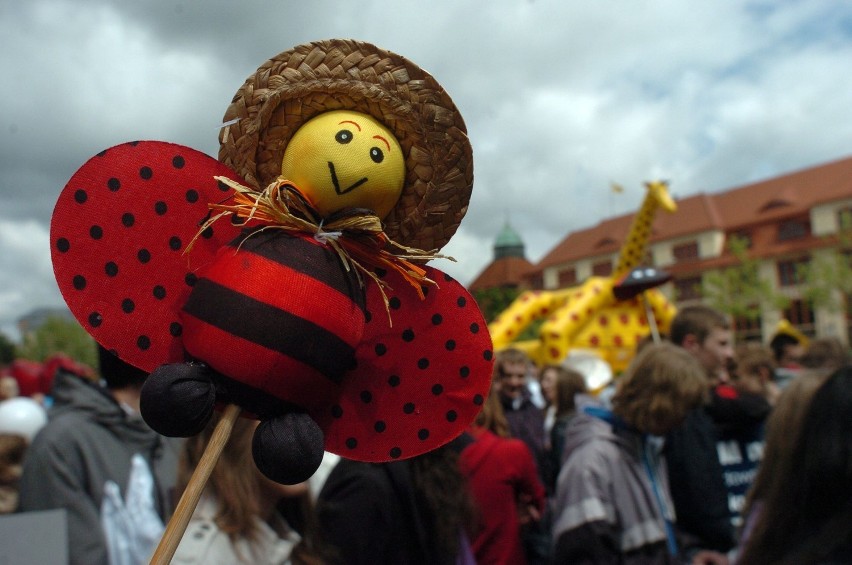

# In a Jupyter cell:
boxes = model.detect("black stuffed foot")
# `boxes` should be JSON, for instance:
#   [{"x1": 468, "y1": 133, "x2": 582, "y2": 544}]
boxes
[
  {"x1": 140, "y1": 362, "x2": 216, "y2": 437},
  {"x1": 252, "y1": 412, "x2": 324, "y2": 485}
]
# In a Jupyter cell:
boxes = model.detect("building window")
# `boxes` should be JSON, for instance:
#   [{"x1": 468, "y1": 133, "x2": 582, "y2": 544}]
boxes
[
  {"x1": 733, "y1": 311, "x2": 762, "y2": 342},
  {"x1": 784, "y1": 299, "x2": 815, "y2": 329},
  {"x1": 777, "y1": 218, "x2": 810, "y2": 241},
  {"x1": 558, "y1": 268, "x2": 577, "y2": 287},
  {"x1": 672, "y1": 241, "x2": 699, "y2": 262},
  {"x1": 592, "y1": 260, "x2": 613, "y2": 277},
  {"x1": 838, "y1": 207, "x2": 852, "y2": 231},
  {"x1": 673, "y1": 276, "x2": 702, "y2": 301},
  {"x1": 777, "y1": 256, "x2": 809, "y2": 286}
]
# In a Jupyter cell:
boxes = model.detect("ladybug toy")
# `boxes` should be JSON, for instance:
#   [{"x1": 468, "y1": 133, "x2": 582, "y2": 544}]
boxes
[{"x1": 50, "y1": 40, "x2": 493, "y2": 485}]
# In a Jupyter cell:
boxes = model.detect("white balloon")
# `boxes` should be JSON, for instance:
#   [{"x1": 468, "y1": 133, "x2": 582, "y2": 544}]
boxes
[{"x1": 0, "y1": 397, "x2": 48, "y2": 442}]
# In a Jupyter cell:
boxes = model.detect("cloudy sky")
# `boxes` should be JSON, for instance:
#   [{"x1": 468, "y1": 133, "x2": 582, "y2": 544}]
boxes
[{"x1": 2, "y1": 0, "x2": 852, "y2": 341}]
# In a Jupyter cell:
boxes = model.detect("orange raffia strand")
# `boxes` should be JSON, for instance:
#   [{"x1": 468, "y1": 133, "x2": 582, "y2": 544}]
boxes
[{"x1": 187, "y1": 176, "x2": 453, "y2": 322}]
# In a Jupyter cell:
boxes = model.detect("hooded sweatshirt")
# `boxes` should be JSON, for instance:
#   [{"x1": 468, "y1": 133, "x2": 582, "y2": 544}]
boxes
[
  {"x1": 18, "y1": 369, "x2": 179, "y2": 565},
  {"x1": 551, "y1": 406, "x2": 679, "y2": 565}
]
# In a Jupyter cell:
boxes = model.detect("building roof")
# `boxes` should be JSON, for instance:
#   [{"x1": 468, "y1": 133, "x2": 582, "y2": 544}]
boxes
[
  {"x1": 468, "y1": 255, "x2": 534, "y2": 292},
  {"x1": 535, "y1": 155, "x2": 852, "y2": 272}
]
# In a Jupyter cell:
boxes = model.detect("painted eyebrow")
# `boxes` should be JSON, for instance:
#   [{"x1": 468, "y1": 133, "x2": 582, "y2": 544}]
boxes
[
  {"x1": 373, "y1": 135, "x2": 391, "y2": 151},
  {"x1": 338, "y1": 120, "x2": 361, "y2": 131}
]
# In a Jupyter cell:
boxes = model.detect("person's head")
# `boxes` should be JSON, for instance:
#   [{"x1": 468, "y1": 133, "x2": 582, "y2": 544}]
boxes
[
  {"x1": 97, "y1": 345, "x2": 147, "y2": 390},
  {"x1": 474, "y1": 380, "x2": 511, "y2": 438},
  {"x1": 670, "y1": 305, "x2": 733, "y2": 384},
  {"x1": 769, "y1": 332, "x2": 805, "y2": 368},
  {"x1": 179, "y1": 414, "x2": 309, "y2": 541},
  {"x1": 493, "y1": 348, "x2": 530, "y2": 401},
  {"x1": 732, "y1": 343, "x2": 777, "y2": 399},
  {"x1": 542, "y1": 365, "x2": 587, "y2": 418},
  {"x1": 611, "y1": 342, "x2": 706, "y2": 436},
  {"x1": 800, "y1": 337, "x2": 850, "y2": 371}
]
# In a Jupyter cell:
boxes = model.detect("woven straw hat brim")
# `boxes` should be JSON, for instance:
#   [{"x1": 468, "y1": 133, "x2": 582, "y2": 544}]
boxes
[{"x1": 218, "y1": 39, "x2": 473, "y2": 252}]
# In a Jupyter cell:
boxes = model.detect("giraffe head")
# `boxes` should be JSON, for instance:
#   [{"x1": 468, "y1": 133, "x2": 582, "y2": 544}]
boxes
[{"x1": 645, "y1": 181, "x2": 678, "y2": 213}]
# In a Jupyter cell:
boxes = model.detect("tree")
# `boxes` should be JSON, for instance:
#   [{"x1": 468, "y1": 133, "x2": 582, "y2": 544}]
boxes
[
  {"x1": 701, "y1": 235, "x2": 789, "y2": 320},
  {"x1": 0, "y1": 331, "x2": 16, "y2": 365},
  {"x1": 16, "y1": 316, "x2": 97, "y2": 368},
  {"x1": 798, "y1": 213, "x2": 852, "y2": 311}
]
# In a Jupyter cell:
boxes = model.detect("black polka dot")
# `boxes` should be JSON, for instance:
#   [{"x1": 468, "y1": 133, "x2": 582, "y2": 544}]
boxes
[
  {"x1": 403, "y1": 403, "x2": 415, "y2": 414},
  {"x1": 421, "y1": 286, "x2": 430, "y2": 297},
  {"x1": 107, "y1": 178, "x2": 120, "y2": 192},
  {"x1": 89, "y1": 312, "x2": 102, "y2": 327},
  {"x1": 217, "y1": 180, "x2": 229, "y2": 191},
  {"x1": 375, "y1": 268, "x2": 387, "y2": 278},
  {"x1": 172, "y1": 155, "x2": 185, "y2": 169},
  {"x1": 473, "y1": 394, "x2": 484, "y2": 405},
  {"x1": 121, "y1": 299, "x2": 135, "y2": 313},
  {"x1": 388, "y1": 375, "x2": 400, "y2": 387},
  {"x1": 169, "y1": 322, "x2": 182, "y2": 337},
  {"x1": 154, "y1": 201, "x2": 167, "y2": 215},
  {"x1": 375, "y1": 343, "x2": 387, "y2": 356},
  {"x1": 484, "y1": 350, "x2": 493, "y2": 361},
  {"x1": 201, "y1": 226, "x2": 214, "y2": 239},
  {"x1": 389, "y1": 447, "x2": 402, "y2": 459},
  {"x1": 331, "y1": 405, "x2": 343, "y2": 418},
  {"x1": 90, "y1": 225, "x2": 103, "y2": 239},
  {"x1": 137, "y1": 335, "x2": 151, "y2": 350},
  {"x1": 186, "y1": 189, "x2": 199, "y2": 203},
  {"x1": 374, "y1": 421, "x2": 387, "y2": 433},
  {"x1": 345, "y1": 438, "x2": 358, "y2": 449},
  {"x1": 105, "y1": 262, "x2": 119, "y2": 277},
  {"x1": 230, "y1": 215, "x2": 245, "y2": 226},
  {"x1": 365, "y1": 311, "x2": 372, "y2": 324},
  {"x1": 432, "y1": 384, "x2": 444, "y2": 396},
  {"x1": 402, "y1": 329, "x2": 415, "y2": 342},
  {"x1": 72, "y1": 275, "x2": 86, "y2": 290},
  {"x1": 470, "y1": 322, "x2": 480, "y2": 334},
  {"x1": 431, "y1": 313, "x2": 443, "y2": 325},
  {"x1": 169, "y1": 236, "x2": 182, "y2": 250},
  {"x1": 74, "y1": 189, "x2": 88, "y2": 203},
  {"x1": 153, "y1": 285, "x2": 166, "y2": 299},
  {"x1": 417, "y1": 358, "x2": 429, "y2": 370},
  {"x1": 122, "y1": 212, "x2": 135, "y2": 227},
  {"x1": 446, "y1": 410, "x2": 458, "y2": 422},
  {"x1": 360, "y1": 390, "x2": 372, "y2": 404},
  {"x1": 443, "y1": 273, "x2": 455, "y2": 282},
  {"x1": 56, "y1": 238, "x2": 70, "y2": 252},
  {"x1": 418, "y1": 429, "x2": 430, "y2": 440},
  {"x1": 460, "y1": 366, "x2": 470, "y2": 378},
  {"x1": 445, "y1": 339, "x2": 456, "y2": 351},
  {"x1": 140, "y1": 166, "x2": 153, "y2": 180},
  {"x1": 185, "y1": 273, "x2": 198, "y2": 287},
  {"x1": 457, "y1": 296, "x2": 467, "y2": 307},
  {"x1": 389, "y1": 297, "x2": 401, "y2": 310},
  {"x1": 137, "y1": 249, "x2": 151, "y2": 263}
]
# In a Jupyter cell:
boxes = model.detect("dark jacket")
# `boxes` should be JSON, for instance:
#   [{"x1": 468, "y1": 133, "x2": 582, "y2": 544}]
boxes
[
  {"x1": 316, "y1": 459, "x2": 453, "y2": 565},
  {"x1": 665, "y1": 386, "x2": 770, "y2": 554},
  {"x1": 18, "y1": 369, "x2": 178, "y2": 565}
]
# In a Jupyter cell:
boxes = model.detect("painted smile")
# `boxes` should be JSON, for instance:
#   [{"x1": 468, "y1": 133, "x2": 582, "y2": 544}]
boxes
[{"x1": 328, "y1": 162, "x2": 368, "y2": 195}]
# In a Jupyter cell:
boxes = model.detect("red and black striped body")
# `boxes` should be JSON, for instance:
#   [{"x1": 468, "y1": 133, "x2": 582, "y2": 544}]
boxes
[{"x1": 180, "y1": 229, "x2": 366, "y2": 411}]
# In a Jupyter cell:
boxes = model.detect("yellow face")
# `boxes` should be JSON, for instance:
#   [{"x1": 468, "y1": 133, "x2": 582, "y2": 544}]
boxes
[{"x1": 280, "y1": 110, "x2": 405, "y2": 219}]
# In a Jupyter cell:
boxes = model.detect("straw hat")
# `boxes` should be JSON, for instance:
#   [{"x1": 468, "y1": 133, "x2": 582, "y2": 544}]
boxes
[{"x1": 218, "y1": 39, "x2": 473, "y2": 252}]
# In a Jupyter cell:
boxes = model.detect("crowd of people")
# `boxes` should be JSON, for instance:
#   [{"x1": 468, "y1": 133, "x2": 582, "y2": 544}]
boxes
[{"x1": 0, "y1": 306, "x2": 851, "y2": 564}]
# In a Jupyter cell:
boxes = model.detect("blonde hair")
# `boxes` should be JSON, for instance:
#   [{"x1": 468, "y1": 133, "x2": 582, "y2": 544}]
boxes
[
  {"x1": 612, "y1": 342, "x2": 707, "y2": 435},
  {"x1": 178, "y1": 414, "x2": 263, "y2": 540}
]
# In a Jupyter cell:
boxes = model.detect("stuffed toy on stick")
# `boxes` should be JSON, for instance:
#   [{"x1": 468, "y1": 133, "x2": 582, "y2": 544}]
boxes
[{"x1": 50, "y1": 39, "x2": 493, "y2": 563}]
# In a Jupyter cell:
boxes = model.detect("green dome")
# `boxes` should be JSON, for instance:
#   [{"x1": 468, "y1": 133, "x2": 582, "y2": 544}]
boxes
[{"x1": 494, "y1": 221, "x2": 525, "y2": 259}]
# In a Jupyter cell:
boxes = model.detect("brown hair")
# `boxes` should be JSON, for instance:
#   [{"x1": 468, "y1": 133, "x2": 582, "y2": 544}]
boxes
[
  {"x1": 474, "y1": 382, "x2": 511, "y2": 438},
  {"x1": 669, "y1": 305, "x2": 729, "y2": 347},
  {"x1": 611, "y1": 342, "x2": 706, "y2": 435},
  {"x1": 800, "y1": 337, "x2": 851, "y2": 371},
  {"x1": 494, "y1": 348, "x2": 529, "y2": 378},
  {"x1": 543, "y1": 365, "x2": 587, "y2": 418}
]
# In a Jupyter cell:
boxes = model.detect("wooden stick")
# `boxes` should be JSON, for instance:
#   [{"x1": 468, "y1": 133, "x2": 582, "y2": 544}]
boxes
[{"x1": 149, "y1": 403, "x2": 242, "y2": 565}]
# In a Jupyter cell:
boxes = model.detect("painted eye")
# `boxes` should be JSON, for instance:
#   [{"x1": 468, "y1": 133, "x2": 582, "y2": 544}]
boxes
[
  {"x1": 335, "y1": 130, "x2": 353, "y2": 144},
  {"x1": 370, "y1": 147, "x2": 384, "y2": 163}
]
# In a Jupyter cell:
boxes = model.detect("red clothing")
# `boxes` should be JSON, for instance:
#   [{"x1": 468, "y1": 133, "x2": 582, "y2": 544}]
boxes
[{"x1": 459, "y1": 427, "x2": 546, "y2": 565}]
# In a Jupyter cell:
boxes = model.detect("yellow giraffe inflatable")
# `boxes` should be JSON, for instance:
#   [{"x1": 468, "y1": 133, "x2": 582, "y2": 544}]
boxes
[{"x1": 489, "y1": 181, "x2": 678, "y2": 372}]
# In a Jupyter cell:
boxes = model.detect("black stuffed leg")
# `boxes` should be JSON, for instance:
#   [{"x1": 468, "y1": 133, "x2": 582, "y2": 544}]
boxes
[
  {"x1": 252, "y1": 412, "x2": 324, "y2": 484},
  {"x1": 140, "y1": 362, "x2": 217, "y2": 437}
]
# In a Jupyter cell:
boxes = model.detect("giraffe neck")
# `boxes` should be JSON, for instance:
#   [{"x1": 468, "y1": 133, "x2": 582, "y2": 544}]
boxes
[{"x1": 614, "y1": 196, "x2": 659, "y2": 276}]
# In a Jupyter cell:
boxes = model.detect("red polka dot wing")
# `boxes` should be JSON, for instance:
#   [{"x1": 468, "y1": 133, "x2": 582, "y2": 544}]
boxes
[
  {"x1": 318, "y1": 267, "x2": 494, "y2": 462},
  {"x1": 50, "y1": 141, "x2": 246, "y2": 372}
]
